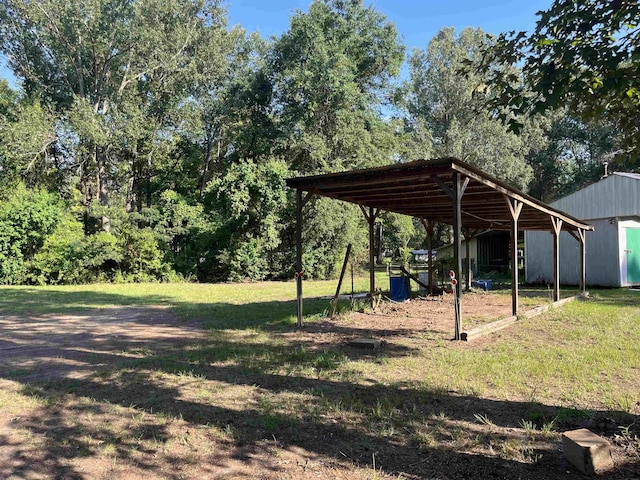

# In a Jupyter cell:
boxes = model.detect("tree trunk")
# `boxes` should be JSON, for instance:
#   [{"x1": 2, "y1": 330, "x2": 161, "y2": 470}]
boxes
[
  {"x1": 96, "y1": 145, "x2": 110, "y2": 232},
  {"x1": 146, "y1": 153, "x2": 152, "y2": 209}
]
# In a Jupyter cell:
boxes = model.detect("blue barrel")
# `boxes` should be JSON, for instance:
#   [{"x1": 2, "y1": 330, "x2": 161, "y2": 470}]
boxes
[
  {"x1": 472, "y1": 279, "x2": 493, "y2": 291},
  {"x1": 390, "y1": 276, "x2": 409, "y2": 301}
]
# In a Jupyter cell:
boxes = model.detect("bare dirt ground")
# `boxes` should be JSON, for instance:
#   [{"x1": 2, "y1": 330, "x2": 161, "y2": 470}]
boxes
[
  {"x1": 0, "y1": 306, "x2": 205, "y2": 381},
  {"x1": 0, "y1": 296, "x2": 638, "y2": 479},
  {"x1": 299, "y1": 290, "x2": 548, "y2": 346}
]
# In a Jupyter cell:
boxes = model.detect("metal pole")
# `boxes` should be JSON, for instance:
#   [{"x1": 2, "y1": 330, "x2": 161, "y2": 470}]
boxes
[
  {"x1": 511, "y1": 214, "x2": 519, "y2": 316},
  {"x1": 296, "y1": 189, "x2": 304, "y2": 327},
  {"x1": 369, "y1": 206, "x2": 375, "y2": 308},
  {"x1": 453, "y1": 173, "x2": 462, "y2": 340}
]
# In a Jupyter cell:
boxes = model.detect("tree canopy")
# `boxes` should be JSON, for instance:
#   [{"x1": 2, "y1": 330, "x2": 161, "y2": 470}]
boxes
[
  {"x1": 0, "y1": 0, "x2": 637, "y2": 285},
  {"x1": 478, "y1": 0, "x2": 639, "y2": 165}
]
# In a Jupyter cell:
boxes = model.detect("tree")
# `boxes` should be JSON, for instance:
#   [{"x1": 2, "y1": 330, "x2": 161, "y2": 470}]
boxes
[
  {"x1": 0, "y1": 0, "x2": 231, "y2": 227},
  {"x1": 405, "y1": 28, "x2": 534, "y2": 189},
  {"x1": 479, "y1": 0, "x2": 640, "y2": 166},
  {"x1": 0, "y1": 184, "x2": 61, "y2": 283},
  {"x1": 526, "y1": 112, "x2": 618, "y2": 202},
  {"x1": 271, "y1": 0, "x2": 404, "y2": 174},
  {"x1": 267, "y1": 0, "x2": 404, "y2": 279},
  {"x1": 204, "y1": 158, "x2": 289, "y2": 281},
  {"x1": 0, "y1": 82, "x2": 60, "y2": 189}
]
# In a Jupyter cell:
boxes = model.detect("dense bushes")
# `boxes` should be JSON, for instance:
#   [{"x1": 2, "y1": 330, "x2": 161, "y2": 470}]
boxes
[
  {"x1": 0, "y1": 185, "x2": 199, "y2": 284},
  {"x1": 0, "y1": 185, "x2": 60, "y2": 283}
]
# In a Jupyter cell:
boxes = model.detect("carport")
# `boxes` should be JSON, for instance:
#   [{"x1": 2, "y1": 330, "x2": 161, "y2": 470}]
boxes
[{"x1": 286, "y1": 157, "x2": 594, "y2": 340}]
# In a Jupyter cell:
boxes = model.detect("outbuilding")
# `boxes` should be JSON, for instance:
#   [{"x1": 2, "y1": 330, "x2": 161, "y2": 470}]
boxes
[
  {"x1": 436, "y1": 230, "x2": 516, "y2": 276},
  {"x1": 525, "y1": 172, "x2": 640, "y2": 287}
]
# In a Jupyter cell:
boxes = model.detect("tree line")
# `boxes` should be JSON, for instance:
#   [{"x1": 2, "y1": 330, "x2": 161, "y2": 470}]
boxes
[{"x1": 0, "y1": 0, "x2": 636, "y2": 285}]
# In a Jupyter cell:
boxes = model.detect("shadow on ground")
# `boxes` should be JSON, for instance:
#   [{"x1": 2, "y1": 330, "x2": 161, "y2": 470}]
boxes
[{"x1": 0, "y1": 287, "x2": 637, "y2": 479}]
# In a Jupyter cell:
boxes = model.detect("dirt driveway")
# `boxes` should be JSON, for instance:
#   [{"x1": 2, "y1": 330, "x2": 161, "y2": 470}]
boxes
[{"x1": 0, "y1": 306, "x2": 205, "y2": 381}]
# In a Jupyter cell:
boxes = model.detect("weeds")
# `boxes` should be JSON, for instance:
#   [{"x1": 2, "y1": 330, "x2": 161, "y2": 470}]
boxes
[
  {"x1": 614, "y1": 424, "x2": 640, "y2": 457},
  {"x1": 474, "y1": 413, "x2": 494, "y2": 427}
]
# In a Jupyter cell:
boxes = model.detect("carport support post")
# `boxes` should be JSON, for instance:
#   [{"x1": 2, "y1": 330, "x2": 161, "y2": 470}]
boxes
[
  {"x1": 574, "y1": 228, "x2": 587, "y2": 293},
  {"x1": 579, "y1": 229, "x2": 586, "y2": 294},
  {"x1": 463, "y1": 227, "x2": 471, "y2": 292},
  {"x1": 505, "y1": 197, "x2": 523, "y2": 316},
  {"x1": 551, "y1": 217, "x2": 563, "y2": 302},
  {"x1": 295, "y1": 189, "x2": 304, "y2": 327},
  {"x1": 453, "y1": 173, "x2": 463, "y2": 340},
  {"x1": 369, "y1": 206, "x2": 375, "y2": 305},
  {"x1": 360, "y1": 206, "x2": 378, "y2": 308},
  {"x1": 571, "y1": 228, "x2": 587, "y2": 294}
]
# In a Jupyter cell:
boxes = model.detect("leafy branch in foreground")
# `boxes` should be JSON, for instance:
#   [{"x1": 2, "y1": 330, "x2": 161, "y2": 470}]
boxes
[{"x1": 476, "y1": 0, "x2": 639, "y2": 166}]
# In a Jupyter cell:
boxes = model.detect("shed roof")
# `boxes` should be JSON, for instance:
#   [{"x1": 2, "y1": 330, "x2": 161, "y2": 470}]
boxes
[
  {"x1": 551, "y1": 171, "x2": 640, "y2": 220},
  {"x1": 286, "y1": 157, "x2": 593, "y2": 232},
  {"x1": 613, "y1": 172, "x2": 640, "y2": 180}
]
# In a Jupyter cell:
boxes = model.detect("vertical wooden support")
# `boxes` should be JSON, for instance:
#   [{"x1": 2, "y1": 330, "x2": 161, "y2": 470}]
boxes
[
  {"x1": 453, "y1": 173, "x2": 463, "y2": 340},
  {"x1": 295, "y1": 189, "x2": 304, "y2": 327},
  {"x1": 428, "y1": 221, "x2": 435, "y2": 296},
  {"x1": 505, "y1": 196, "x2": 523, "y2": 316},
  {"x1": 361, "y1": 205, "x2": 379, "y2": 308},
  {"x1": 463, "y1": 227, "x2": 472, "y2": 292},
  {"x1": 551, "y1": 217, "x2": 563, "y2": 302},
  {"x1": 570, "y1": 228, "x2": 587, "y2": 294},
  {"x1": 329, "y1": 243, "x2": 352, "y2": 318},
  {"x1": 433, "y1": 174, "x2": 468, "y2": 339},
  {"x1": 369, "y1": 207, "x2": 375, "y2": 307},
  {"x1": 579, "y1": 229, "x2": 586, "y2": 294}
]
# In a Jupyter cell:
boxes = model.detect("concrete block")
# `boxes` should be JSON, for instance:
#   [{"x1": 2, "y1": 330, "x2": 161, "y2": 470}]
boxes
[
  {"x1": 348, "y1": 338, "x2": 381, "y2": 350},
  {"x1": 562, "y1": 428, "x2": 614, "y2": 474}
]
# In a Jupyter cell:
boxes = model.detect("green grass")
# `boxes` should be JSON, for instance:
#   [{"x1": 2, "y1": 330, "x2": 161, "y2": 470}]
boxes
[
  {"x1": 0, "y1": 269, "x2": 434, "y2": 329},
  {"x1": 0, "y1": 278, "x2": 354, "y2": 328},
  {"x1": 0, "y1": 282, "x2": 639, "y2": 479}
]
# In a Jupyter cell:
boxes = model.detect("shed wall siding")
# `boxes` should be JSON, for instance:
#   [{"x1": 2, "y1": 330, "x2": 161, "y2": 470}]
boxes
[
  {"x1": 525, "y1": 219, "x2": 620, "y2": 286},
  {"x1": 438, "y1": 238, "x2": 477, "y2": 262},
  {"x1": 552, "y1": 175, "x2": 640, "y2": 219}
]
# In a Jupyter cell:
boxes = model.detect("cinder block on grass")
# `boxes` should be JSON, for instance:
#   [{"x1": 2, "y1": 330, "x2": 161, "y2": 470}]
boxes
[
  {"x1": 562, "y1": 428, "x2": 613, "y2": 474},
  {"x1": 348, "y1": 338, "x2": 381, "y2": 350}
]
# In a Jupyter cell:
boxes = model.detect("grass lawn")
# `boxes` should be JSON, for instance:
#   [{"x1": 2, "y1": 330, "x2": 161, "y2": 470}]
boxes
[{"x1": 0, "y1": 281, "x2": 638, "y2": 479}]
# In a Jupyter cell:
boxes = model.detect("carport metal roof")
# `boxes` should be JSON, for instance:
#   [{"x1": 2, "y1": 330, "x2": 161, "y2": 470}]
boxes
[{"x1": 286, "y1": 157, "x2": 593, "y2": 232}]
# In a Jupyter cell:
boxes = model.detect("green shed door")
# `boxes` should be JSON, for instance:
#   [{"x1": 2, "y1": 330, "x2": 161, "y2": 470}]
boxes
[{"x1": 627, "y1": 228, "x2": 640, "y2": 284}]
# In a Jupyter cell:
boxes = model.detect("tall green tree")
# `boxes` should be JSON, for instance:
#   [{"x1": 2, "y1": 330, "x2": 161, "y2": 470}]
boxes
[
  {"x1": 271, "y1": 0, "x2": 404, "y2": 174},
  {"x1": 269, "y1": 0, "x2": 405, "y2": 278},
  {"x1": 526, "y1": 112, "x2": 618, "y2": 202},
  {"x1": 405, "y1": 27, "x2": 534, "y2": 189},
  {"x1": 0, "y1": 0, "x2": 231, "y2": 227},
  {"x1": 0, "y1": 81, "x2": 61, "y2": 189}
]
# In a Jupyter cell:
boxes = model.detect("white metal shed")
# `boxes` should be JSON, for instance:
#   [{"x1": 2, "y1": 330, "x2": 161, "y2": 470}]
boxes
[{"x1": 525, "y1": 172, "x2": 640, "y2": 287}]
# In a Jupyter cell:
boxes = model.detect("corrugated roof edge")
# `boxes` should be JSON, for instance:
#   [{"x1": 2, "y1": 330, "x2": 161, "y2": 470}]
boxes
[{"x1": 612, "y1": 172, "x2": 640, "y2": 180}]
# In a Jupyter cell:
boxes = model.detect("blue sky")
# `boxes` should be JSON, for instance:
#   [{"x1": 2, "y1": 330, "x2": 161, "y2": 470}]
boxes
[
  {"x1": 1, "y1": 0, "x2": 552, "y2": 88},
  {"x1": 226, "y1": 0, "x2": 553, "y2": 47}
]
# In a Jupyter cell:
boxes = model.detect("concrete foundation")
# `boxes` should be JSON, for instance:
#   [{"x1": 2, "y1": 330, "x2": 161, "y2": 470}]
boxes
[
  {"x1": 348, "y1": 338, "x2": 381, "y2": 350},
  {"x1": 562, "y1": 428, "x2": 614, "y2": 474}
]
